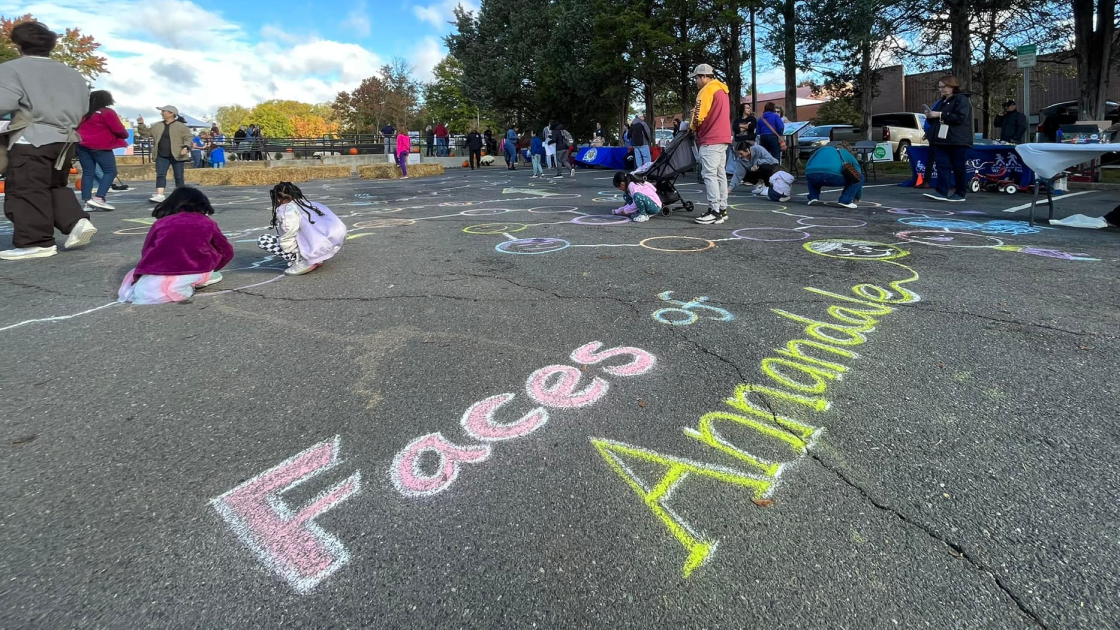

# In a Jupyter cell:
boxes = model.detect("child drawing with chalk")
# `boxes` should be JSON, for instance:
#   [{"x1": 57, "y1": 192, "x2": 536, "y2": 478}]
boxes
[
  {"x1": 118, "y1": 188, "x2": 233, "y2": 304},
  {"x1": 257, "y1": 182, "x2": 347, "y2": 276},
  {"x1": 611, "y1": 171, "x2": 662, "y2": 222}
]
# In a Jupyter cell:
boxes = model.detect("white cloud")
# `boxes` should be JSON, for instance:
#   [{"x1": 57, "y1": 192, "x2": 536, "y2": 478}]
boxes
[
  {"x1": 4, "y1": 0, "x2": 389, "y2": 121},
  {"x1": 343, "y1": 1, "x2": 372, "y2": 38},
  {"x1": 409, "y1": 37, "x2": 445, "y2": 83},
  {"x1": 413, "y1": 0, "x2": 477, "y2": 29}
]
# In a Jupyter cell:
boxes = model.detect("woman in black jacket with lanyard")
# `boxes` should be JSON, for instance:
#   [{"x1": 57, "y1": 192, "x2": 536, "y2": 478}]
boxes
[{"x1": 923, "y1": 75, "x2": 974, "y2": 202}]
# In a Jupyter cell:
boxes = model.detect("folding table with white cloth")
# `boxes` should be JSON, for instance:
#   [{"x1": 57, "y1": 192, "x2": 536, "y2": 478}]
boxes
[{"x1": 1014, "y1": 143, "x2": 1120, "y2": 225}]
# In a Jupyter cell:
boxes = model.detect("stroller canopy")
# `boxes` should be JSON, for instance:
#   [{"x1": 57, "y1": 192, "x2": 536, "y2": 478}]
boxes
[{"x1": 643, "y1": 131, "x2": 697, "y2": 181}]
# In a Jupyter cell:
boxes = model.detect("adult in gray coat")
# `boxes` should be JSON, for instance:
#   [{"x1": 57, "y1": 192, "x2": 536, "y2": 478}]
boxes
[
  {"x1": 0, "y1": 21, "x2": 97, "y2": 260},
  {"x1": 924, "y1": 75, "x2": 974, "y2": 202},
  {"x1": 148, "y1": 105, "x2": 193, "y2": 203}
]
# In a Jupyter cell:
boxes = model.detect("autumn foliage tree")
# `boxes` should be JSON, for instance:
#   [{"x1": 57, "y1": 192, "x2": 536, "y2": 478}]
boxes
[
  {"x1": 214, "y1": 101, "x2": 340, "y2": 137},
  {"x1": 0, "y1": 14, "x2": 107, "y2": 79}
]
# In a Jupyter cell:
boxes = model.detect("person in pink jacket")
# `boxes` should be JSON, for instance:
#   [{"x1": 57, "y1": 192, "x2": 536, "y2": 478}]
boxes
[
  {"x1": 396, "y1": 128, "x2": 411, "y2": 179},
  {"x1": 76, "y1": 90, "x2": 129, "y2": 211}
]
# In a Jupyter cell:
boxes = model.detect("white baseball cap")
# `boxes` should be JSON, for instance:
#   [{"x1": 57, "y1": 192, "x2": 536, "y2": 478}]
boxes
[{"x1": 691, "y1": 64, "x2": 714, "y2": 77}]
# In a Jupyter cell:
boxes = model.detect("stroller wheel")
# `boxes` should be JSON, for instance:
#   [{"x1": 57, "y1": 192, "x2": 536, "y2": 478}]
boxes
[
  {"x1": 661, "y1": 207, "x2": 672, "y2": 217},
  {"x1": 683, "y1": 201, "x2": 695, "y2": 212}
]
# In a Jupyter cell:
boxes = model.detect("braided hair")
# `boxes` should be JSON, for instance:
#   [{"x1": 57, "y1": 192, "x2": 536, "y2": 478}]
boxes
[{"x1": 269, "y1": 181, "x2": 325, "y2": 228}]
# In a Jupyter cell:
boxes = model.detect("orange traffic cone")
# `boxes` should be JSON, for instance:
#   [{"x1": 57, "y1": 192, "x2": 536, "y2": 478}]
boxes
[{"x1": 914, "y1": 173, "x2": 924, "y2": 187}]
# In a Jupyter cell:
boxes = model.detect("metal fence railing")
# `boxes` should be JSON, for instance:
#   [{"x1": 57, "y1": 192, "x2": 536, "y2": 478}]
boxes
[{"x1": 133, "y1": 134, "x2": 478, "y2": 163}]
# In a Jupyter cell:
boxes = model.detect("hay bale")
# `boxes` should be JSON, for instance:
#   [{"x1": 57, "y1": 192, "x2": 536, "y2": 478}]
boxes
[
  {"x1": 182, "y1": 165, "x2": 353, "y2": 187},
  {"x1": 358, "y1": 163, "x2": 444, "y2": 180}
]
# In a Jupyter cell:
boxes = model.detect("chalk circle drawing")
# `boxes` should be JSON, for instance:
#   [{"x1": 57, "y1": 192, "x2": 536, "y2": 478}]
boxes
[
  {"x1": 341, "y1": 202, "x2": 379, "y2": 207},
  {"x1": 887, "y1": 207, "x2": 954, "y2": 216},
  {"x1": 571, "y1": 215, "x2": 630, "y2": 226},
  {"x1": 804, "y1": 239, "x2": 910, "y2": 260},
  {"x1": 460, "y1": 208, "x2": 511, "y2": 216},
  {"x1": 211, "y1": 436, "x2": 362, "y2": 594},
  {"x1": 797, "y1": 217, "x2": 867, "y2": 228},
  {"x1": 593, "y1": 197, "x2": 624, "y2": 203},
  {"x1": 640, "y1": 236, "x2": 716, "y2": 253},
  {"x1": 496, "y1": 238, "x2": 571, "y2": 255},
  {"x1": 464, "y1": 223, "x2": 528, "y2": 235},
  {"x1": 352, "y1": 218, "x2": 417, "y2": 229},
  {"x1": 528, "y1": 205, "x2": 579, "y2": 214},
  {"x1": 897, "y1": 216, "x2": 1043, "y2": 236},
  {"x1": 993, "y1": 245, "x2": 1099, "y2": 261},
  {"x1": 114, "y1": 226, "x2": 155, "y2": 236},
  {"x1": 441, "y1": 201, "x2": 483, "y2": 207},
  {"x1": 653, "y1": 290, "x2": 735, "y2": 325},
  {"x1": 732, "y1": 228, "x2": 811, "y2": 242},
  {"x1": 729, "y1": 203, "x2": 787, "y2": 212},
  {"x1": 894, "y1": 230, "x2": 1004, "y2": 249}
]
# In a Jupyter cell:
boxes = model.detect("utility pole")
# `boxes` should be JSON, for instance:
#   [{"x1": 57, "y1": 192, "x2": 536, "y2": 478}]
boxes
[{"x1": 750, "y1": 6, "x2": 757, "y2": 112}]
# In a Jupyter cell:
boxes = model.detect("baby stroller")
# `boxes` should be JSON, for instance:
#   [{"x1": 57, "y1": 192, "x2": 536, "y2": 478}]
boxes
[{"x1": 639, "y1": 131, "x2": 698, "y2": 216}]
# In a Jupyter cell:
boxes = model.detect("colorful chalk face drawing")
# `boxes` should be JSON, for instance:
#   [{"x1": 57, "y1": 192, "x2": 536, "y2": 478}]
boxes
[
  {"x1": 211, "y1": 436, "x2": 362, "y2": 594},
  {"x1": 496, "y1": 238, "x2": 571, "y2": 254},
  {"x1": 390, "y1": 342, "x2": 657, "y2": 498},
  {"x1": 653, "y1": 291, "x2": 734, "y2": 325},
  {"x1": 594, "y1": 240, "x2": 922, "y2": 578},
  {"x1": 804, "y1": 239, "x2": 910, "y2": 260},
  {"x1": 889, "y1": 207, "x2": 1098, "y2": 262}
]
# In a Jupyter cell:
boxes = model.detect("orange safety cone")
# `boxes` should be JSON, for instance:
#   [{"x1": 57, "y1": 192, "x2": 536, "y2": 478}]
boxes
[{"x1": 914, "y1": 173, "x2": 924, "y2": 187}]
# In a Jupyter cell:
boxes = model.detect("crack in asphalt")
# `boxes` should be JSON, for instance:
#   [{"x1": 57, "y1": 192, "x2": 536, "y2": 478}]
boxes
[
  {"x1": 0, "y1": 276, "x2": 106, "y2": 299},
  {"x1": 810, "y1": 451, "x2": 1048, "y2": 629}
]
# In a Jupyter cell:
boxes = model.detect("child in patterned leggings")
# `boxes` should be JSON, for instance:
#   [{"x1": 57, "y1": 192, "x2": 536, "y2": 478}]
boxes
[
  {"x1": 257, "y1": 182, "x2": 347, "y2": 276},
  {"x1": 610, "y1": 171, "x2": 662, "y2": 222}
]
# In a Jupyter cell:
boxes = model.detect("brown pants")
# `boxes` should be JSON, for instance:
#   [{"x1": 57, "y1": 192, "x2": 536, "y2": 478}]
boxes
[{"x1": 3, "y1": 143, "x2": 88, "y2": 248}]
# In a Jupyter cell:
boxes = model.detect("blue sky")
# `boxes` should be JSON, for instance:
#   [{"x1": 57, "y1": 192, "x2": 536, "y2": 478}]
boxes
[
  {"x1": 2, "y1": 0, "x2": 796, "y2": 121},
  {"x1": 0, "y1": 0, "x2": 470, "y2": 119}
]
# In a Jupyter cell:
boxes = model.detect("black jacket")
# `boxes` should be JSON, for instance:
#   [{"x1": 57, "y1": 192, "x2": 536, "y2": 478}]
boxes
[
  {"x1": 929, "y1": 93, "x2": 974, "y2": 147},
  {"x1": 629, "y1": 119, "x2": 649, "y2": 147},
  {"x1": 466, "y1": 131, "x2": 483, "y2": 150},
  {"x1": 995, "y1": 109, "x2": 1028, "y2": 143}
]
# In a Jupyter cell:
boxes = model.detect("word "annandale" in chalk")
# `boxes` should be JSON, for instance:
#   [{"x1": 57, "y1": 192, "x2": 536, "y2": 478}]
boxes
[{"x1": 593, "y1": 260, "x2": 920, "y2": 576}]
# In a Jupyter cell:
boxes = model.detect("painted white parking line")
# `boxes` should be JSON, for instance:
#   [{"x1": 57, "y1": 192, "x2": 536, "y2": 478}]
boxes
[{"x1": 1001, "y1": 190, "x2": 1095, "y2": 212}]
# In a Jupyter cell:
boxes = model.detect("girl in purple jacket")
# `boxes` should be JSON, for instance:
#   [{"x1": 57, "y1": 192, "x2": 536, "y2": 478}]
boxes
[{"x1": 118, "y1": 188, "x2": 234, "y2": 304}]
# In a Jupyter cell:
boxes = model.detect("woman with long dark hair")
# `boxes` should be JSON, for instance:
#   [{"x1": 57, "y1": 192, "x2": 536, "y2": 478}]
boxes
[
  {"x1": 923, "y1": 75, "x2": 974, "y2": 202},
  {"x1": 76, "y1": 90, "x2": 128, "y2": 211}
]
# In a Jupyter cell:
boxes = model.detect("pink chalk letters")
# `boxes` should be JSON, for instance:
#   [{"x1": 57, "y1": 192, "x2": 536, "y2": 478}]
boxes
[
  {"x1": 213, "y1": 342, "x2": 657, "y2": 594},
  {"x1": 391, "y1": 341, "x2": 657, "y2": 497},
  {"x1": 211, "y1": 436, "x2": 362, "y2": 594}
]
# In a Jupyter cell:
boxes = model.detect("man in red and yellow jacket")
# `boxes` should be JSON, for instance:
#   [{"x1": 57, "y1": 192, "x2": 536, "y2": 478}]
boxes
[{"x1": 689, "y1": 63, "x2": 733, "y2": 225}]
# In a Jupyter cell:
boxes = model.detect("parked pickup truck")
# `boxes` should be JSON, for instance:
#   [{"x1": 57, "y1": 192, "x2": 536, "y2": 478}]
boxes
[{"x1": 871, "y1": 112, "x2": 927, "y2": 161}]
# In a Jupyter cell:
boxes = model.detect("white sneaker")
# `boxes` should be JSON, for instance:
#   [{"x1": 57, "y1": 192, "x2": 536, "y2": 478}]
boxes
[
  {"x1": 401, "y1": 176, "x2": 410, "y2": 179},
  {"x1": 807, "y1": 199, "x2": 822, "y2": 206},
  {"x1": 837, "y1": 202, "x2": 858, "y2": 209},
  {"x1": 751, "y1": 185, "x2": 764, "y2": 195},
  {"x1": 196, "y1": 271, "x2": 223, "y2": 288},
  {"x1": 633, "y1": 213, "x2": 649, "y2": 222},
  {"x1": 64, "y1": 218, "x2": 98, "y2": 249},
  {"x1": 284, "y1": 259, "x2": 320, "y2": 276},
  {"x1": 758, "y1": 187, "x2": 769, "y2": 197},
  {"x1": 0, "y1": 245, "x2": 57, "y2": 260},
  {"x1": 694, "y1": 210, "x2": 719, "y2": 225},
  {"x1": 149, "y1": 193, "x2": 166, "y2": 203},
  {"x1": 87, "y1": 197, "x2": 116, "y2": 210},
  {"x1": 779, "y1": 196, "x2": 791, "y2": 202}
]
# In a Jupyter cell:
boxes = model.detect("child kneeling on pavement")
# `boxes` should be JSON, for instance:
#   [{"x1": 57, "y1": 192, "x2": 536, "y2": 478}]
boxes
[
  {"x1": 257, "y1": 182, "x2": 347, "y2": 276},
  {"x1": 755, "y1": 167, "x2": 794, "y2": 202},
  {"x1": 611, "y1": 171, "x2": 662, "y2": 222},
  {"x1": 118, "y1": 188, "x2": 233, "y2": 304}
]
